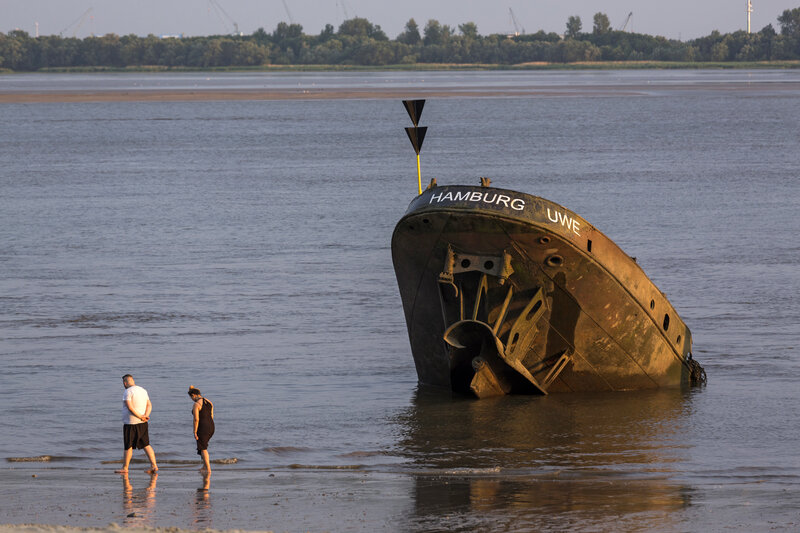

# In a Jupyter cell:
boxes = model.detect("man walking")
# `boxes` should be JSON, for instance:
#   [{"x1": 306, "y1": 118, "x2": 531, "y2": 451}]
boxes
[{"x1": 115, "y1": 374, "x2": 158, "y2": 474}]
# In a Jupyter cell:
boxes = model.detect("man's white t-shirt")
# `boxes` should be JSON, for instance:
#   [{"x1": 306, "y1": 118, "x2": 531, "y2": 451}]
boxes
[{"x1": 122, "y1": 385, "x2": 149, "y2": 425}]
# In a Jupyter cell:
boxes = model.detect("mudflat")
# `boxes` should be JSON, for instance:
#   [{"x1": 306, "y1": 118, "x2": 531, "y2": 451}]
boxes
[
  {"x1": 2, "y1": 80, "x2": 798, "y2": 103},
  {"x1": 0, "y1": 87, "x2": 631, "y2": 102}
]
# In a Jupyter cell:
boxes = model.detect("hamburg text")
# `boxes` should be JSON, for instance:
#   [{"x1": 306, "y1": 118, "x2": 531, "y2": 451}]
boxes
[{"x1": 429, "y1": 190, "x2": 525, "y2": 211}]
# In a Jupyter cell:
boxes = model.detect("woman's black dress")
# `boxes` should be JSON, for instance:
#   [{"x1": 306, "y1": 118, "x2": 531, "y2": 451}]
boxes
[{"x1": 196, "y1": 398, "x2": 215, "y2": 454}]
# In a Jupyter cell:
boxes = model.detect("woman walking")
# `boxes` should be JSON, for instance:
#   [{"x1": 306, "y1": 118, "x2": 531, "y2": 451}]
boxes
[{"x1": 188, "y1": 386, "x2": 215, "y2": 471}]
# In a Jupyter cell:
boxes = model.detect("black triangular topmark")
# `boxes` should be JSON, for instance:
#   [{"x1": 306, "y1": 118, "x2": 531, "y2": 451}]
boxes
[
  {"x1": 405, "y1": 126, "x2": 427, "y2": 154},
  {"x1": 403, "y1": 100, "x2": 426, "y2": 126}
]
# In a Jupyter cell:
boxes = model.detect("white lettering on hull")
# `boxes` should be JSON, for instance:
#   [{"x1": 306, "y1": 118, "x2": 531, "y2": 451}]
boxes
[
  {"x1": 546, "y1": 208, "x2": 581, "y2": 236},
  {"x1": 429, "y1": 191, "x2": 526, "y2": 211}
]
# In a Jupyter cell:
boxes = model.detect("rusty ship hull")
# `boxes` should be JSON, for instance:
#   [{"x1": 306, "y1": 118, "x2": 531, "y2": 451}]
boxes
[{"x1": 391, "y1": 184, "x2": 701, "y2": 398}]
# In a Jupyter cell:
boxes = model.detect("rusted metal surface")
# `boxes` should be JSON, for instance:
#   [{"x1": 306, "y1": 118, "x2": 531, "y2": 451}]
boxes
[{"x1": 391, "y1": 184, "x2": 705, "y2": 397}]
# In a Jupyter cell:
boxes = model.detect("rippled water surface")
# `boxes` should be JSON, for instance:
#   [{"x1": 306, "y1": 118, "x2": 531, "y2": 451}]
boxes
[{"x1": 1, "y1": 70, "x2": 799, "y2": 531}]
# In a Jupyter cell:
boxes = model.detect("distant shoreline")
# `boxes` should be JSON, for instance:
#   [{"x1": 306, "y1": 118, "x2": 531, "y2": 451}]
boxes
[
  {"x1": 2, "y1": 59, "x2": 800, "y2": 76},
  {"x1": 2, "y1": 62, "x2": 799, "y2": 103},
  {"x1": 2, "y1": 85, "x2": 797, "y2": 104},
  {"x1": 3, "y1": 83, "x2": 800, "y2": 105},
  {"x1": 0, "y1": 88, "x2": 639, "y2": 103}
]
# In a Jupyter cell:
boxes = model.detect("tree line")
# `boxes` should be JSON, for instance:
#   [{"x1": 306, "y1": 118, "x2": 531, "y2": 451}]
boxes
[{"x1": 2, "y1": 8, "x2": 799, "y2": 71}]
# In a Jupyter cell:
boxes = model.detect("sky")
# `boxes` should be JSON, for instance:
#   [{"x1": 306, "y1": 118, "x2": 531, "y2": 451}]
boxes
[{"x1": 3, "y1": 0, "x2": 798, "y2": 41}]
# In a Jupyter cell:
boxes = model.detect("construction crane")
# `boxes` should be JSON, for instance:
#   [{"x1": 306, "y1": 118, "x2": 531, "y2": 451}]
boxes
[
  {"x1": 337, "y1": 0, "x2": 353, "y2": 20},
  {"x1": 281, "y1": 0, "x2": 295, "y2": 24},
  {"x1": 208, "y1": 0, "x2": 242, "y2": 35},
  {"x1": 509, "y1": 7, "x2": 525, "y2": 36},
  {"x1": 59, "y1": 7, "x2": 93, "y2": 37},
  {"x1": 618, "y1": 12, "x2": 633, "y2": 32}
]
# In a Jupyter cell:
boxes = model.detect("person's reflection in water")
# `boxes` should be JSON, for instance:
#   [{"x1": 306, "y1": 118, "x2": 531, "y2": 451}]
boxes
[
  {"x1": 121, "y1": 471, "x2": 158, "y2": 526},
  {"x1": 193, "y1": 470, "x2": 213, "y2": 526}
]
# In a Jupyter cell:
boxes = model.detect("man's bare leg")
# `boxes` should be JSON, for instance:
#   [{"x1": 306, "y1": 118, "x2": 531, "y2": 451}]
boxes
[
  {"x1": 115, "y1": 447, "x2": 133, "y2": 473},
  {"x1": 200, "y1": 449, "x2": 211, "y2": 471},
  {"x1": 143, "y1": 445, "x2": 158, "y2": 473}
]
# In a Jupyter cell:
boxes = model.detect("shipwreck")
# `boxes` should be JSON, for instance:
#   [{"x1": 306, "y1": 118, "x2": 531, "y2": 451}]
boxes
[{"x1": 392, "y1": 100, "x2": 705, "y2": 398}]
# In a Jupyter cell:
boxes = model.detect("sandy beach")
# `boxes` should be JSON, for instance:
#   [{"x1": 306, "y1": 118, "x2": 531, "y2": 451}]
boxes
[
  {"x1": 0, "y1": 87, "x2": 634, "y2": 103},
  {"x1": 2, "y1": 81, "x2": 799, "y2": 103}
]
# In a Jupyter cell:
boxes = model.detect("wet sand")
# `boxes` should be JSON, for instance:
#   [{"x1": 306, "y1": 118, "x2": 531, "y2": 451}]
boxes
[
  {"x1": 3, "y1": 464, "x2": 799, "y2": 532},
  {"x1": 0, "y1": 465, "x2": 410, "y2": 532},
  {"x1": 1, "y1": 81, "x2": 799, "y2": 103},
  {"x1": 0, "y1": 525, "x2": 263, "y2": 533}
]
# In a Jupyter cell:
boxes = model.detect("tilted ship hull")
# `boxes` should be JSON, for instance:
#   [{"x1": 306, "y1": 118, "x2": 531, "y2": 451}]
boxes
[{"x1": 391, "y1": 183, "x2": 704, "y2": 398}]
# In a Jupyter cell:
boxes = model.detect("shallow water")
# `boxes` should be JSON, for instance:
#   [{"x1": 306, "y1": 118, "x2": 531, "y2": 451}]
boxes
[{"x1": 1, "y1": 70, "x2": 799, "y2": 531}]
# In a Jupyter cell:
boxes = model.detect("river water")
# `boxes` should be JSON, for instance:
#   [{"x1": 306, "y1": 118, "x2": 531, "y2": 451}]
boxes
[{"x1": 1, "y1": 70, "x2": 799, "y2": 531}]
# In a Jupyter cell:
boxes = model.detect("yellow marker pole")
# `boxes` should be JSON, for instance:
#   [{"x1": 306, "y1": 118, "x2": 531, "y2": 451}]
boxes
[{"x1": 416, "y1": 154, "x2": 422, "y2": 195}]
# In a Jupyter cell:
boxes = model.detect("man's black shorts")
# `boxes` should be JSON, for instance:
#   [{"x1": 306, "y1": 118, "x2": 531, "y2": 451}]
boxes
[{"x1": 123, "y1": 422, "x2": 150, "y2": 450}]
